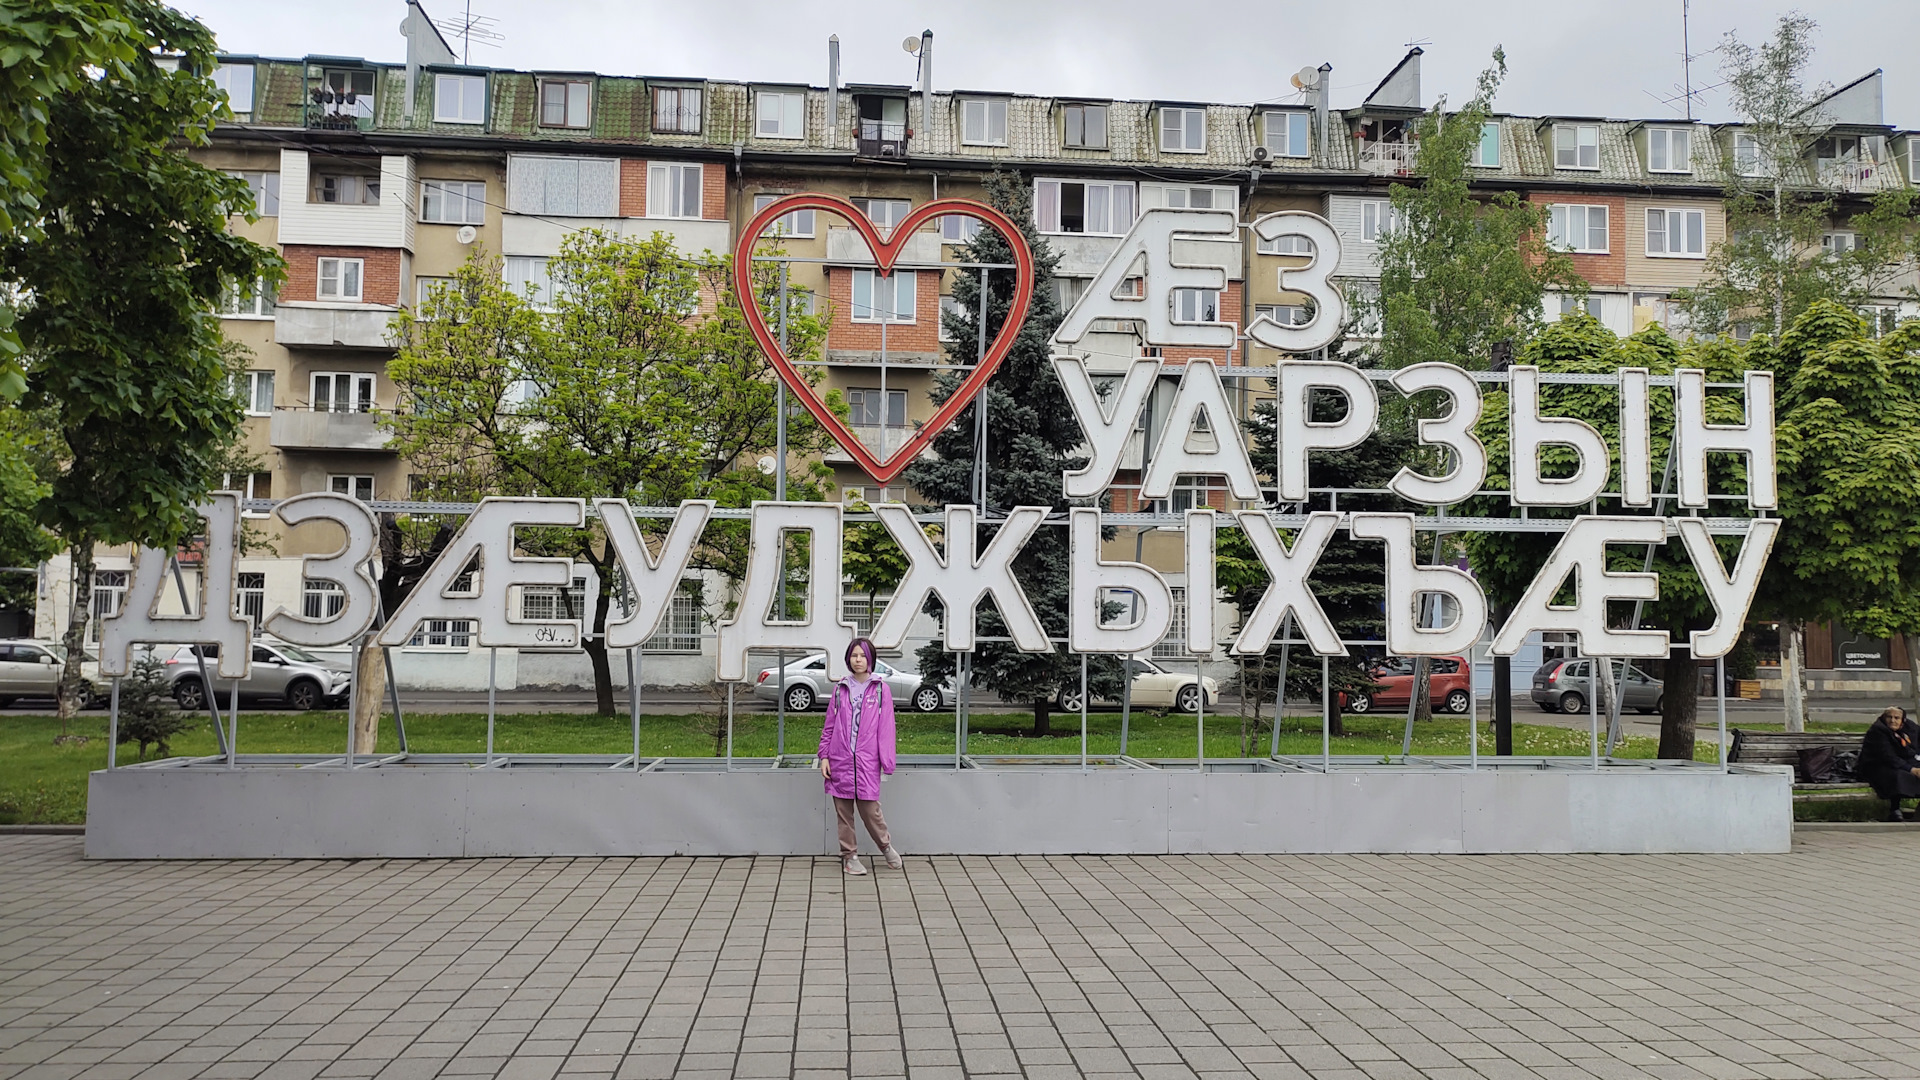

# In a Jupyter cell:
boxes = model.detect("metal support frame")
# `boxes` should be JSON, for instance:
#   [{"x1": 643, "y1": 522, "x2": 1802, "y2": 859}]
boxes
[
  {"x1": 1079, "y1": 653, "x2": 1089, "y2": 772},
  {"x1": 1195, "y1": 655, "x2": 1205, "y2": 767},
  {"x1": 1589, "y1": 658, "x2": 1600, "y2": 770},
  {"x1": 629, "y1": 647, "x2": 642, "y2": 772},
  {"x1": 383, "y1": 647, "x2": 408, "y2": 752},
  {"x1": 1717, "y1": 655, "x2": 1728, "y2": 771},
  {"x1": 228, "y1": 679, "x2": 240, "y2": 769},
  {"x1": 726, "y1": 682, "x2": 735, "y2": 770},
  {"x1": 1270, "y1": 615, "x2": 1294, "y2": 759},
  {"x1": 107, "y1": 677, "x2": 120, "y2": 769},
  {"x1": 486, "y1": 647, "x2": 497, "y2": 765},
  {"x1": 1321, "y1": 655, "x2": 1331, "y2": 771},
  {"x1": 169, "y1": 557, "x2": 229, "y2": 757}
]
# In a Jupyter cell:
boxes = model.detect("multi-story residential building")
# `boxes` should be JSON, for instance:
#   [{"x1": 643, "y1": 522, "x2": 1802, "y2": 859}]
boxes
[{"x1": 34, "y1": 7, "x2": 1920, "y2": 692}]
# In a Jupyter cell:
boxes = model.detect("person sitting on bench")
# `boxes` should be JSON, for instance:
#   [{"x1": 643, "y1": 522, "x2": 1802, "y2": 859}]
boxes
[{"x1": 1858, "y1": 707, "x2": 1920, "y2": 822}]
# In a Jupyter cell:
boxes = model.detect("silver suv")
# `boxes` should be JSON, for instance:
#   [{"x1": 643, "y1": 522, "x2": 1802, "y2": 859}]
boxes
[
  {"x1": 0, "y1": 639, "x2": 106, "y2": 709},
  {"x1": 163, "y1": 640, "x2": 352, "y2": 711}
]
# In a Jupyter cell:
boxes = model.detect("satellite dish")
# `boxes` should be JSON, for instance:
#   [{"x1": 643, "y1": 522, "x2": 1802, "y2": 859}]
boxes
[
  {"x1": 902, "y1": 36, "x2": 922, "y2": 55},
  {"x1": 1290, "y1": 65, "x2": 1321, "y2": 91},
  {"x1": 455, "y1": 225, "x2": 477, "y2": 245},
  {"x1": 757, "y1": 455, "x2": 777, "y2": 475}
]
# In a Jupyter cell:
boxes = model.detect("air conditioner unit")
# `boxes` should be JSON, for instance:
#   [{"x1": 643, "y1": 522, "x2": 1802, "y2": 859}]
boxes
[{"x1": 1251, "y1": 145, "x2": 1272, "y2": 164}]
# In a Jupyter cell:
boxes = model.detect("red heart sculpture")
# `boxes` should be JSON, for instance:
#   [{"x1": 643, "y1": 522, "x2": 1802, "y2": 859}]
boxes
[{"x1": 733, "y1": 194, "x2": 1034, "y2": 486}]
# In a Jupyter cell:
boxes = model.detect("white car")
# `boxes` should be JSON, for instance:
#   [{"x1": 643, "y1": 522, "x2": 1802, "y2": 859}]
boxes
[
  {"x1": 1055, "y1": 657, "x2": 1219, "y2": 714},
  {"x1": 752, "y1": 653, "x2": 951, "y2": 713},
  {"x1": 0, "y1": 639, "x2": 106, "y2": 709}
]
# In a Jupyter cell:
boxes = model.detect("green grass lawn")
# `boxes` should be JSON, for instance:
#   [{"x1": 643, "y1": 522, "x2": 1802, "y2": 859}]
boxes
[{"x1": 0, "y1": 707, "x2": 1875, "y2": 825}]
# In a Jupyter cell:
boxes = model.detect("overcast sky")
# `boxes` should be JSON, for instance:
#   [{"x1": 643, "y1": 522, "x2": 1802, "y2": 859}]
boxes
[{"x1": 177, "y1": 0, "x2": 1912, "y2": 125}]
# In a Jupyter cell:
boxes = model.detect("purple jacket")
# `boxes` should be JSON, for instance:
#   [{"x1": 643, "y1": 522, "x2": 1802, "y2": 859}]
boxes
[{"x1": 817, "y1": 676, "x2": 895, "y2": 801}]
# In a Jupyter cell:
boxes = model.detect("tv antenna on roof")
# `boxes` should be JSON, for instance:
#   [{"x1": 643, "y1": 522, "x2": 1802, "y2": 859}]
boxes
[
  {"x1": 1641, "y1": 0, "x2": 1718, "y2": 119},
  {"x1": 435, "y1": 2, "x2": 504, "y2": 65}
]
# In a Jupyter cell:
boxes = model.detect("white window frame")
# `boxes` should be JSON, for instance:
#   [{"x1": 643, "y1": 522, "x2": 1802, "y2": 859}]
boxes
[
  {"x1": 851, "y1": 269, "x2": 916, "y2": 323},
  {"x1": 312, "y1": 372, "x2": 375, "y2": 414},
  {"x1": 940, "y1": 214, "x2": 982, "y2": 243},
  {"x1": 1733, "y1": 133, "x2": 1766, "y2": 177},
  {"x1": 1263, "y1": 111, "x2": 1311, "y2": 158},
  {"x1": 1173, "y1": 288, "x2": 1221, "y2": 325},
  {"x1": 651, "y1": 84, "x2": 702, "y2": 134},
  {"x1": 419, "y1": 179, "x2": 486, "y2": 224},
  {"x1": 219, "y1": 276, "x2": 275, "y2": 318},
  {"x1": 1033, "y1": 179, "x2": 1136, "y2": 237},
  {"x1": 1257, "y1": 233, "x2": 1314, "y2": 256},
  {"x1": 961, "y1": 98, "x2": 1009, "y2": 146},
  {"x1": 1554, "y1": 123, "x2": 1600, "y2": 170},
  {"x1": 847, "y1": 386, "x2": 907, "y2": 429},
  {"x1": 647, "y1": 162, "x2": 704, "y2": 219},
  {"x1": 1254, "y1": 303, "x2": 1312, "y2": 328},
  {"x1": 239, "y1": 370, "x2": 274, "y2": 415},
  {"x1": 316, "y1": 257, "x2": 364, "y2": 302},
  {"x1": 213, "y1": 63, "x2": 254, "y2": 112},
  {"x1": 1147, "y1": 184, "x2": 1236, "y2": 212},
  {"x1": 234, "y1": 572, "x2": 266, "y2": 630},
  {"x1": 329, "y1": 474, "x2": 375, "y2": 502},
  {"x1": 1359, "y1": 200, "x2": 1396, "y2": 243},
  {"x1": 938, "y1": 295, "x2": 962, "y2": 342},
  {"x1": 540, "y1": 78, "x2": 592, "y2": 129},
  {"x1": 303, "y1": 579, "x2": 345, "y2": 620},
  {"x1": 504, "y1": 256, "x2": 553, "y2": 308},
  {"x1": 415, "y1": 276, "x2": 454, "y2": 311},
  {"x1": 409, "y1": 619, "x2": 474, "y2": 650},
  {"x1": 1547, "y1": 204, "x2": 1609, "y2": 254},
  {"x1": 755, "y1": 89, "x2": 805, "y2": 139},
  {"x1": 1062, "y1": 102, "x2": 1107, "y2": 149},
  {"x1": 1647, "y1": 127, "x2": 1692, "y2": 173},
  {"x1": 1474, "y1": 122, "x2": 1501, "y2": 168},
  {"x1": 752, "y1": 194, "x2": 816, "y2": 238},
  {"x1": 316, "y1": 172, "x2": 380, "y2": 205},
  {"x1": 641, "y1": 586, "x2": 700, "y2": 654},
  {"x1": 1558, "y1": 293, "x2": 1604, "y2": 319},
  {"x1": 1645, "y1": 207, "x2": 1705, "y2": 258},
  {"x1": 851, "y1": 197, "x2": 911, "y2": 232},
  {"x1": 522, "y1": 576, "x2": 589, "y2": 622},
  {"x1": 433, "y1": 73, "x2": 486, "y2": 125},
  {"x1": 230, "y1": 171, "x2": 279, "y2": 216},
  {"x1": 222, "y1": 470, "x2": 273, "y2": 516},
  {"x1": 1160, "y1": 106, "x2": 1207, "y2": 153},
  {"x1": 1822, "y1": 231, "x2": 1858, "y2": 255}
]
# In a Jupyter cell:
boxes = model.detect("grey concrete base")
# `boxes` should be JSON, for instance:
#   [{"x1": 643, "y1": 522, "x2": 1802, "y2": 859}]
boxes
[{"x1": 85, "y1": 759, "x2": 1793, "y2": 858}]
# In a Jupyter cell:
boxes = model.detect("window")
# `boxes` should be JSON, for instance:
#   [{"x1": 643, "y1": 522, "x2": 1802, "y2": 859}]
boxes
[
  {"x1": 1645, "y1": 208, "x2": 1705, "y2": 257},
  {"x1": 1257, "y1": 233, "x2": 1314, "y2": 256},
  {"x1": 851, "y1": 197, "x2": 911, "y2": 234},
  {"x1": 230, "y1": 171, "x2": 279, "y2": 216},
  {"x1": 1254, "y1": 303, "x2": 1311, "y2": 327},
  {"x1": 843, "y1": 594, "x2": 892, "y2": 640},
  {"x1": 1547, "y1": 204, "x2": 1608, "y2": 253},
  {"x1": 540, "y1": 79, "x2": 592, "y2": 128},
  {"x1": 1063, "y1": 103, "x2": 1107, "y2": 149},
  {"x1": 646, "y1": 162, "x2": 703, "y2": 219},
  {"x1": 409, "y1": 619, "x2": 473, "y2": 649},
  {"x1": 420, "y1": 179, "x2": 485, "y2": 225},
  {"x1": 752, "y1": 194, "x2": 815, "y2": 237},
  {"x1": 1148, "y1": 478, "x2": 1210, "y2": 514},
  {"x1": 522, "y1": 576, "x2": 587, "y2": 622},
  {"x1": 319, "y1": 69, "x2": 374, "y2": 122},
  {"x1": 316, "y1": 172, "x2": 380, "y2": 205},
  {"x1": 1034, "y1": 179, "x2": 1135, "y2": 236},
  {"x1": 1822, "y1": 231, "x2": 1858, "y2": 254},
  {"x1": 1554, "y1": 124, "x2": 1600, "y2": 169},
  {"x1": 641, "y1": 586, "x2": 700, "y2": 653},
  {"x1": 1160, "y1": 106, "x2": 1206, "y2": 152},
  {"x1": 755, "y1": 89, "x2": 805, "y2": 139},
  {"x1": 851, "y1": 269, "x2": 915, "y2": 322},
  {"x1": 1647, "y1": 127, "x2": 1691, "y2": 172},
  {"x1": 1359, "y1": 200, "x2": 1397, "y2": 242},
  {"x1": 940, "y1": 214, "x2": 982, "y2": 243},
  {"x1": 312, "y1": 372, "x2": 375, "y2": 413},
  {"x1": 505, "y1": 256, "x2": 553, "y2": 307},
  {"x1": 89, "y1": 570, "x2": 127, "y2": 643},
  {"x1": 222, "y1": 470, "x2": 272, "y2": 515},
  {"x1": 303, "y1": 579, "x2": 344, "y2": 620},
  {"x1": 939, "y1": 295, "x2": 963, "y2": 342},
  {"x1": 651, "y1": 84, "x2": 701, "y2": 134},
  {"x1": 1558, "y1": 294, "x2": 1603, "y2": 318},
  {"x1": 213, "y1": 63, "x2": 254, "y2": 112},
  {"x1": 236, "y1": 573, "x2": 265, "y2": 630},
  {"x1": 329, "y1": 474, "x2": 375, "y2": 502},
  {"x1": 1051, "y1": 276, "x2": 1088, "y2": 312},
  {"x1": 1154, "y1": 588, "x2": 1188, "y2": 658},
  {"x1": 416, "y1": 276, "x2": 454, "y2": 310},
  {"x1": 1173, "y1": 288, "x2": 1220, "y2": 324},
  {"x1": 1814, "y1": 135, "x2": 1869, "y2": 167},
  {"x1": 1147, "y1": 184, "x2": 1236, "y2": 212},
  {"x1": 1263, "y1": 111, "x2": 1310, "y2": 158},
  {"x1": 847, "y1": 387, "x2": 906, "y2": 429},
  {"x1": 505, "y1": 155, "x2": 619, "y2": 217},
  {"x1": 1475, "y1": 122, "x2": 1501, "y2": 167},
  {"x1": 317, "y1": 258, "x2": 364, "y2": 302},
  {"x1": 219, "y1": 277, "x2": 276, "y2": 318},
  {"x1": 237, "y1": 371, "x2": 274, "y2": 415},
  {"x1": 1733, "y1": 133, "x2": 1766, "y2": 177},
  {"x1": 434, "y1": 73, "x2": 486, "y2": 124},
  {"x1": 961, "y1": 98, "x2": 1008, "y2": 146}
]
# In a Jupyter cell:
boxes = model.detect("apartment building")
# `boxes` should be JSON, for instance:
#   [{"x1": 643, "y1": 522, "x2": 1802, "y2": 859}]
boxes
[{"x1": 34, "y1": 8, "x2": 1920, "y2": 690}]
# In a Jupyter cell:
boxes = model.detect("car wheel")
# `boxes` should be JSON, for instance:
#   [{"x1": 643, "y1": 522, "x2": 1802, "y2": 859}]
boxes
[
  {"x1": 784, "y1": 683, "x2": 815, "y2": 712},
  {"x1": 1055, "y1": 687, "x2": 1084, "y2": 712},
  {"x1": 1347, "y1": 691, "x2": 1371, "y2": 714},
  {"x1": 1651, "y1": 696, "x2": 1663, "y2": 715},
  {"x1": 284, "y1": 679, "x2": 323, "y2": 711},
  {"x1": 173, "y1": 679, "x2": 207, "y2": 711},
  {"x1": 1175, "y1": 684, "x2": 1203, "y2": 714},
  {"x1": 1559, "y1": 691, "x2": 1586, "y2": 714},
  {"x1": 1445, "y1": 689, "x2": 1471, "y2": 715},
  {"x1": 912, "y1": 686, "x2": 942, "y2": 713}
]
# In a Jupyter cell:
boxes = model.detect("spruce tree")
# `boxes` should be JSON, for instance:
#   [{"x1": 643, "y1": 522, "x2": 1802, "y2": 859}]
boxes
[{"x1": 906, "y1": 171, "x2": 1120, "y2": 735}]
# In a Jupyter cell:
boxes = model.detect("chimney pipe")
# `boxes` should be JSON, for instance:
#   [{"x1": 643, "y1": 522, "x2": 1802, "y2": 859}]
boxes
[
  {"x1": 1316, "y1": 62, "x2": 1332, "y2": 161},
  {"x1": 827, "y1": 35, "x2": 841, "y2": 141},
  {"x1": 918, "y1": 29, "x2": 933, "y2": 146}
]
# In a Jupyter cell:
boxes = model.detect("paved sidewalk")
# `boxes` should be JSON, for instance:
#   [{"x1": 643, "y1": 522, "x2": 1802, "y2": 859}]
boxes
[{"x1": 2, "y1": 834, "x2": 1916, "y2": 1080}]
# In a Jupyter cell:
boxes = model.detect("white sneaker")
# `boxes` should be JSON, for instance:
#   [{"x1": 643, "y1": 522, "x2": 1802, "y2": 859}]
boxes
[
  {"x1": 842, "y1": 855, "x2": 867, "y2": 876},
  {"x1": 883, "y1": 845, "x2": 903, "y2": 869}
]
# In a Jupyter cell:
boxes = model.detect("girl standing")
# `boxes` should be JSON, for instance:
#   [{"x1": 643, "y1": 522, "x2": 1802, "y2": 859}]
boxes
[{"x1": 816, "y1": 638, "x2": 901, "y2": 875}]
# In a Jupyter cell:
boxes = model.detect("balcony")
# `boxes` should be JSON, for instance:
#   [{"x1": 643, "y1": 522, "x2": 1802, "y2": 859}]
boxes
[
  {"x1": 825, "y1": 424, "x2": 918, "y2": 464},
  {"x1": 274, "y1": 304, "x2": 397, "y2": 349},
  {"x1": 1817, "y1": 156, "x2": 1890, "y2": 193},
  {"x1": 1358, "y1": 139, "x2": 1417, "y2": 176},
  {"x1": 825, "y1": 227, "x2": 942, "y2": 267},
  {"x1": 857, "y1": 119, "x2": 909, "y2": 159},
  {"x1": 269, "y1": 408, "x2": 392, "y2": 453}
]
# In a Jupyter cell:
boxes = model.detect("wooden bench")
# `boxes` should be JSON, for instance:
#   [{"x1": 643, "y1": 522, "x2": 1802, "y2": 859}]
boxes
[{"x1": 1728, "y1": 730, "x2": 1864, "y2": 787}]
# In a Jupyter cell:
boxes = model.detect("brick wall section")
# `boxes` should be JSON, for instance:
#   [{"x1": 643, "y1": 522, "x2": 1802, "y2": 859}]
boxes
[
  {"x1": 1529, "y1": 193, "x2": 1627, "y2": 287},
  {"x1": 1160, "y1": 283, "x2": 1245, "y2": 367},
  {"x1": 617, "y1": 159, "x2": 727, "y2": 220},
  {"x1": 280, "y1": 246, "x2": 403, "y2": 306},
  {"x1": 824, "y1": 266, "x2": 941, "y2": 353}
]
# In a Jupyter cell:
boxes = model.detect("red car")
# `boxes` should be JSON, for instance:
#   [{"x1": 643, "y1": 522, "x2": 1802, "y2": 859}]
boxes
[{"x1": 1341, "y1": 657, "x2": 1472, "y2": 715}]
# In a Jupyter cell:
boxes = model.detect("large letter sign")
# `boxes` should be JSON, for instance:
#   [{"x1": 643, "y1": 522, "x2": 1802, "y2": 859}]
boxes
[
  {"x1": 101, "y1": 493, "x2": 252, "y2": 679},
  {"x1": 717, "y1": 502, "x2": 857, "y2": 682},
  {"x1": 870, "y1": 504, "x2": 1050, "y2": 653},
  {"x1": 379, "y1": 497, "x2": 586, "y2": 650},
  {"x1": 599, "y1": 499, "x2": 713, "y2": 650},
  {"x1": 1054, "y1": 208, "x2": 1238, "y2": 349},
  {"x1": 263, "y1": 492, "x2": 380, "y2": 648}
]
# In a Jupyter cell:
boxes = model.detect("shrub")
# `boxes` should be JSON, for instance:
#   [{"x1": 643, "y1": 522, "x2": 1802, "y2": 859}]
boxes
[{"x1": 116, "y1": 656, "x2": 192, "y2": 759}]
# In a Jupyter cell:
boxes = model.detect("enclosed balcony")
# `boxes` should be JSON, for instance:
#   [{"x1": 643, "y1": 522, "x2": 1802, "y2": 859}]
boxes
[{"x1": 268, "y1": 408, "x2": 392, "y2": 453}]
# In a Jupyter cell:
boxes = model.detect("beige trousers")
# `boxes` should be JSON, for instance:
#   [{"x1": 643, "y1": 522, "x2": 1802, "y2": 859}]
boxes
[{"x1": 833, "y1": 798, "x2": 892, "y2": 857}]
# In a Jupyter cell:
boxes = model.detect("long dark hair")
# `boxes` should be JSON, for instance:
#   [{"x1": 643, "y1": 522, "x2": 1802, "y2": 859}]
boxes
[{"x1": 845, "y1": 637, "x2": 877, "y2": 674}]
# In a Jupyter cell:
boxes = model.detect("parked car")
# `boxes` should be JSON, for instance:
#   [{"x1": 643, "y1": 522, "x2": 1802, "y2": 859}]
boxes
[
  {"x1": 163, "y1": 640, "x2": 352, "y2": 711},
  {"x1": 1053, "y1": 657, "x2": 1219, "y2": 714},
  {"x1": 752, "y1": 653, "x2": 950, "y2": 713},
  {"x1": 1530, "y1": 658, "x2": 1662, "y2": 715},
  {"x1": 0, "y1": 639, "x2": 106, "y2": 709},
  {"x1": 1342, "y1": 656, "x2": 1472, "y2": 715}
]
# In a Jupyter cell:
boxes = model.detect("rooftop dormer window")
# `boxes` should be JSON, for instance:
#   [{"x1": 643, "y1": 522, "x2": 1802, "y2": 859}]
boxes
[
  {"x1": 1160, "y1": 107, "x2": 1206, "y2": 153},
  {"x1": 1554, "y1": 123, "x2": 1599, "y2": 170},
  {"x1": 651, "y1": 84, "x2": 700, "y2": 135},
  {"x1": 961, "y1": 98, "x2": 1008, "y2": 146},
  {"x1": 542, "y1": 78, "x2": 593, "y2": 129},
  {"x1": 1062, "y1": 102, "x2": 1107, "y2": 149},
  {"x1": 1647, "y1": 127, "x2": 1691, "y2": 173}
]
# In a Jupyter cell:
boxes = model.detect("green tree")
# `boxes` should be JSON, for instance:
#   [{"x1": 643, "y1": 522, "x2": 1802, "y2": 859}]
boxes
[
  {"x1": 905, "y1": 171, "x2": 1121, "y2": 735},
  {"x1": 114, "y1": 653, "x2": 190, "y2": 759},
  {"x1": 1366, "y1": 48, "x2": 1581, "y2": 373},
  {"x1": 0, "y1": 1, "x2": 281, "y2": 718},
  {"x1": 387, "y1": 234, "x2": 833, "y2": 714}
]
